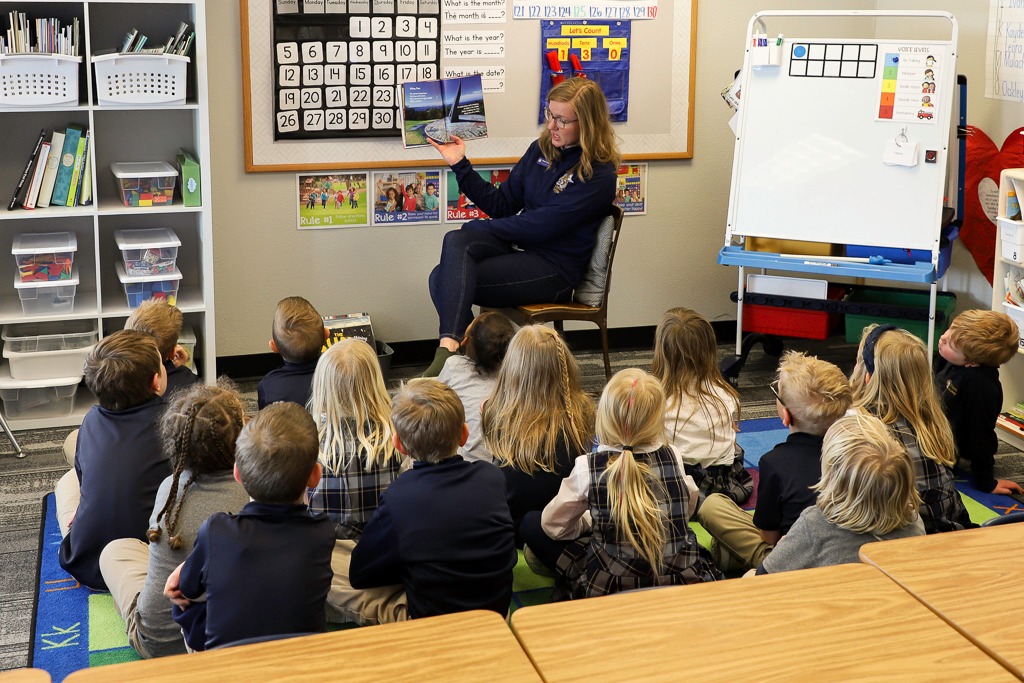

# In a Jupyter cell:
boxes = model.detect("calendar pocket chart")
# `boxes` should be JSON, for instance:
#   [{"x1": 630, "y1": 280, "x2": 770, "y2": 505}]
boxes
[{"x1": 273, "y1": 2, "x2": 441, "y2": 140}]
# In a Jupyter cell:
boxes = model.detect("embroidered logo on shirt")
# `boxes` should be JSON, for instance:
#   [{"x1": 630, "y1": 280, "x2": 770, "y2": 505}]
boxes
[
  {"x1": 944, "y1": 379, "x2": 957, "y2": 397},
  {"x1": 553, "y1": 172, "x2": 575, "y2": 193}
]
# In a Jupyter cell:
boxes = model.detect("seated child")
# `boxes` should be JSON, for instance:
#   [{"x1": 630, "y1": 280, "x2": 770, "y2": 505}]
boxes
[
  {"x1": 936, "y1": 310, "x2": 1024, "y2": 496},
  {"x1": 125, "y1": 299, "x2": 198, "y2": 396},
  {"x1": 698, "y1": 351, "x2": 851, "y2": 572},
  {"x1": 347, "y1": 379, "x2": 517, "y2": 620},
  {"x1": 99, "y1": 383, "x2": 249, "y2": 658},
  {"x1": 522, "y1": 368, "x2": 721, "y2": 597},
  {"x1": 257, "y1": 296, "x2": 326, "y2": 409},
  {"x1": 56, "y1": 330, "x2": 169, "y2": 590},
  {"x1": 164, "y1": 402, "x2": 334, "y2": 650},
  {"x1": 437, "y1": 311, "x2": 515, "y2": 463},
  {"x1": 757, "y1": 412, "x2": 925, "y2": 574}
]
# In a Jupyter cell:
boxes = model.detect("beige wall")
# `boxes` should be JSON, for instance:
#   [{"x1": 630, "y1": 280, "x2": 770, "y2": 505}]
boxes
[{"x1": 206, "y1": 1, "x2": 1021, "y2": 358}]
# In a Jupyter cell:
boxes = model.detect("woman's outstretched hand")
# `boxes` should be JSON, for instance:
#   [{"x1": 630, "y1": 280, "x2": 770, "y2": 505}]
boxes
[{"x1": 428, "y1": 134, "x2": 467, "y2": 166}]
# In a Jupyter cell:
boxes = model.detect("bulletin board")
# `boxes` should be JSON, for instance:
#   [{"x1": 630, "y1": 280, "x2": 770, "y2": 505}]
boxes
[
  {"x1": 240, "y1": 0, "x2": 696, "y2": 172},
  {"x1": 726, "y1": 12, "x2": 958, "y2": 252}
]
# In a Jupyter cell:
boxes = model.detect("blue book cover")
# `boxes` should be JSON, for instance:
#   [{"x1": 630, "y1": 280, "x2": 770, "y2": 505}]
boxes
[{"x1": 50, "y1": 124, "x2": 84, "y2": 207}]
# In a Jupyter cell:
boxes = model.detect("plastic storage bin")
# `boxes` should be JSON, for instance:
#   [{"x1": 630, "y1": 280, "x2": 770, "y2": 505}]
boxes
[
  {"x1": 1003, "y1": 302, "x2": 1024, "y2": 350},
  {"x1": 743, "y1": 287, "x2": 847, "y2": 341},
  {"x1": 178, "y1": 323, "x2": 196, "y2": 370},
  {"x1": 844, "y1": 287, "x2": 957, "y2": 350},
  {"x1": 114, "y1": 227, "x2": 180, "y2": 276},
  {"x1": 1000, "y1": 218, "x2": 1024, "y2": 264},
  {"x1": 4, "y1": 342, "x2": 94, "y2": 380},
  {"x1": 2, "y1": 319, "x2": 98, "y2": 353},
  {"x1": 110, "y1": 162, "x2": 177, "y2": 207},
  {"x1": 12, "y1": 232, "x2": 77, "y2": 282},
  {"x1": 0, "y1": 366, "x2": 81, "y2": 419},
  {"x1": 13, "y1": 269, "x2": 78, "y2": 315},
  {"x1": 0, "y1": 54, "x2": 82, "y2": 106},
  {"x1": 92, "y1": 53, "x2": 188, "y2": 106},
  {"x1": 116, "y1": 262, "x2": 181, "y2": 309}
]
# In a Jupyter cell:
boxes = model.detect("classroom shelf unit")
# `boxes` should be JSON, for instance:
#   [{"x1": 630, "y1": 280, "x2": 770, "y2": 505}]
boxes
[
  {"x1": 0, "y1": 0, "x2": 214, "y2": 430},
  {"x1": 993, "y1": 167, "x2": 1024, "y2": 450}
]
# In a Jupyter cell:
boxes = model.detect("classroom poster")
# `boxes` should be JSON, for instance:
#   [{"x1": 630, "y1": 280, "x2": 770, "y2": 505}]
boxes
[
  {"x1": 987, "y1": 0, "x2": 1024, "y2": 102},
  {"x1": 512, "y1": 1, "x2": 658, "y2": 20},
  {"x1": 875, "y1": 48, "x2": 942, "y2": 124},
  {"x1": 372, "y1": 170, "x2": 443, "y2": 225},
  {"x1": 613, "y1": 163, "x2": 646, "y2": 215},
  {"x1": 540, "y1": 20, "x2": 630, "y2": 123},
  {"x1": 296, "y1": 173, "x2": 369, "y2": 229},
  {"x1": 444, "y1": 167, "x2": 511, "y2": 222}
]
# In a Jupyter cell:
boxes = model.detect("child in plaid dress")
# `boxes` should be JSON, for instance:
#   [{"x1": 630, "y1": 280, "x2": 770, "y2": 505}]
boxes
[
  {"x1": 850, "y1": 324, "x2": 975, "y2": 533},
  {"x1": 306, "y1": 339, "x2": 408, "y2": 624},
  {"x1": 522, "y1": 368, "x2": 721, "y2": 598}
]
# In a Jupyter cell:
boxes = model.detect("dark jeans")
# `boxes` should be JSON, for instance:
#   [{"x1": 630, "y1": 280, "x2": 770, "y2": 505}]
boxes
[
  {"x1": 428, "y1": 228, "x2": 572, "y2": 341},
  {"x1": 519, "y1": 510, "x2": 573, "y2": 572}
]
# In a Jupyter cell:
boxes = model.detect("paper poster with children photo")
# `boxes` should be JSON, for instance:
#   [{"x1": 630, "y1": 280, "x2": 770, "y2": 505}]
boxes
[
  {"x1": 613, "y1": 163, "x2": 647, "y2": 215},
  {"x1": 444, "y1": 167, "x2": 512, "y2": 222},
  {"x1": 372, "y1": 170, "x2": 442, "y2": 226},
  {"x1": 297, "y1": 173, "x2": 370, "y2": 229}
]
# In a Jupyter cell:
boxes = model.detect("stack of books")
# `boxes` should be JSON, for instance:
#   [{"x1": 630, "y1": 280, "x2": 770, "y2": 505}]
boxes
[
  {"x1": 997, "y1": 403, "x2": 1024, "y2": 438},
  {"x1": 7, "y1": 125, "x2": 93, "y2": 211}
]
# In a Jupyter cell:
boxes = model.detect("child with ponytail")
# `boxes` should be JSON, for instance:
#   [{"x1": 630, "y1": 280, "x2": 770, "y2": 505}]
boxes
[
  {"x1": 520, "y1": 368, "x2": 721, "y2": 597},
  {"x1": 98, "y1": 383, "x2": 249, "y2": 658}
]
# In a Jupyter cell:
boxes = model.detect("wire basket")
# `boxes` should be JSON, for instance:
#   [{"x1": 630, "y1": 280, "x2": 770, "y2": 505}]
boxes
[
  {"x1": 92, "y1": 53, "x2": 189, "y2": 105},
  {"x1": 0, "y1": 54, "x2": 81, "y2": 106}
]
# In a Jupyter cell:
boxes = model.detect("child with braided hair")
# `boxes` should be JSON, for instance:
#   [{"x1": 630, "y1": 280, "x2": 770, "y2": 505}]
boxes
[
  {"x1": 520, "y1": 368, "x2": 721, "y2": 596},
  {"x1": 99, "y1": 383, "x2": 250, "y2": 658},
  {"x1": 481, "y1": 324, "x2": 595, "y2": 545}
]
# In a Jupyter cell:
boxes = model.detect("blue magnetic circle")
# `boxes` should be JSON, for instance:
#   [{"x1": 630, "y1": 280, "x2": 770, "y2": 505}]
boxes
[
  {"x1": 893, "y1": 56, "x2": 899, "y2": 63},
  {"x1": 794, "y1": 45, "x2": 806, "y2": 58}
]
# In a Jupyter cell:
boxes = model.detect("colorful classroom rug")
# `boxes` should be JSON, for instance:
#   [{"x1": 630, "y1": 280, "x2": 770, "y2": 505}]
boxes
[{"x1": 30, "y1": 422, "x2": 1018, "y2": 680}]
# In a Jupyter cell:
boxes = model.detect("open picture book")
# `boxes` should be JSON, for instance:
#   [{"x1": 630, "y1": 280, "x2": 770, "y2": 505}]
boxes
[{"x1": 399, "y1": 74, "x2": 487, "y2": 148}]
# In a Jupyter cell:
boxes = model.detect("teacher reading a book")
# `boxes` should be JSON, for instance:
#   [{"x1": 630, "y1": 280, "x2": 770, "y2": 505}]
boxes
[{"x1": 423, "y1": 77, "x2": 621, "y2": 376}]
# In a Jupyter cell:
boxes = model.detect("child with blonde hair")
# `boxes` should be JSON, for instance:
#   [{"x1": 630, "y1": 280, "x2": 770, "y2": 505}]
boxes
[
  {"x1": 438, "y1": 311, "x2": 515, "y2": 463},
  {"x1": 851, "y1": 324, "x2": 974, "y2": 533},
  {"x1": 699, "y1": 351, "x2": 851, "y2": 573},
  {"x1": 257, "y1": 296, "x2": 327, "y2": 409},
  {"x1": 306, "y1": 339, "x2": 407, "y2": 625},
  {"x1": 757, "y1": 412, "x2": 925, "y2": 574},
  {"x1": 652, "y1": 307, "x2": 751, "y2": 503},
  {"x1": 521, "y1": 368, "x2": 720, "y2": 596},
  {"x1": 99, "y1": 383, "x2": 249, "y2": 658},
  {"x1": 936, "y1": 310, "x2": 1024, "y2": 496},
  {"x1": 481, "y1": 325, "x2": 595, "y2": 543}
]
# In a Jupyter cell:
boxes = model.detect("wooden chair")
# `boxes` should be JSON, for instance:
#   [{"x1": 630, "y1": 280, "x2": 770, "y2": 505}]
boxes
[{"x1": 490, "y1": 205, "x2": 625, "y2": 380}]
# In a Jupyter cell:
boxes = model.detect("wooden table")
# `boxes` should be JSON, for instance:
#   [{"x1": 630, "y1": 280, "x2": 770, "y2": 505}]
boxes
[
  {"x1": 511, "y1": 563, "x2": 1015, "y2": 682},
  {"x1": 63, "y1": 610, "x2": 541, "y2": 683},
  {"x1": 860, "y1": 523, "x2": 1024, "y2": 679}
]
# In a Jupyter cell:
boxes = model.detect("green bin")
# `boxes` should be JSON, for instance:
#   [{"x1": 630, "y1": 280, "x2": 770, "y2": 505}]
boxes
[{"x1": 844, "y1": 288, "x2": 956, "y2": 350}]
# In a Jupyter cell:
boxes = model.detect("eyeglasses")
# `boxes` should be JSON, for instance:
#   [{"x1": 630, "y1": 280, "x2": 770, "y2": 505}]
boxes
[
  {"x1": 544, "y1": 107, "x2": 578, "y2": 129},
  {"x1": 769, "y1": 379, "x2": 785, "y2": 407}
]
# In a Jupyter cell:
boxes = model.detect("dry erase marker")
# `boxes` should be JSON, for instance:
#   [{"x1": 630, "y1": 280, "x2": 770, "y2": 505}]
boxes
[{"x1": 776, "y1": 34, "x2": 783, "y2": 46}]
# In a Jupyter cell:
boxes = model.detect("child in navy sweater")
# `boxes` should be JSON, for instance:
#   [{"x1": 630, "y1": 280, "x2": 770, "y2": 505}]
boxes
[
  {"x1": 125, "y1": 299, "x2": 199, "y2": 397},
  {"x1": 257, "y1": 296, "x2": 327, "y2": 409},
  {"x1": 164, "y1": 402, "x2": 334, "y2": 650},
  {"x1": 56, "y1": 330, "x2": 169, "y2": 590}
]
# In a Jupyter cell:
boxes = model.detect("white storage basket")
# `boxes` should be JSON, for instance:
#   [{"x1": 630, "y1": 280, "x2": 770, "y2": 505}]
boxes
[
  {"x1": 0, "y1": 54, "x2": 81, "y2": 106},
  {"x1": 92, "y1": 53, "x2": 189, "y2": 105}
]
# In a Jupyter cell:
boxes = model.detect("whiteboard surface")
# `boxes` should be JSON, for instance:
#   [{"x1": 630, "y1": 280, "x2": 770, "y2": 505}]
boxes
[{"x1": 728, "y1": 39, "x2": 955, "y2": 253}]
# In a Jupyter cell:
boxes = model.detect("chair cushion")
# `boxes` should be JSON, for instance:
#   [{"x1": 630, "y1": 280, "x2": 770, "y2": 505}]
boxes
[{"x1": 573, "y1": 213, "x2": 615, "y2": 307}]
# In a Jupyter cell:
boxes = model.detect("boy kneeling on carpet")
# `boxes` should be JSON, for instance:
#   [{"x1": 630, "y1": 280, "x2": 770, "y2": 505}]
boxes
[
  {"x1": 56, "y1": 330, "x2": 169, "y2": 590},
  {"x1": 163, "y1": 402, "x2": 335, "y2": 650}
]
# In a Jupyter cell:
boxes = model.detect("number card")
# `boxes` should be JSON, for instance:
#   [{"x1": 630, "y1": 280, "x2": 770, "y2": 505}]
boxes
[{"x1": 273, "y1": 3, "x2": 442, "y2": 140}]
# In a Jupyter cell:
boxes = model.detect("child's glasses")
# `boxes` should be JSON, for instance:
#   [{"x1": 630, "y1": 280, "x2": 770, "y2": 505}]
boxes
[
  {"x1": 769, "y1": 379, "x2": 785, "y2": 407},
  {"x1": 543, "y1": 107, "x2": 578, "y2": 129}
]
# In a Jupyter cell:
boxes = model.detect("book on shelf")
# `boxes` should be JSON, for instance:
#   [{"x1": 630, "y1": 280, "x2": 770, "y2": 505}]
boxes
[
  {"x1": 1000, "y1": 412, "x2": 1024, "y2": 430},
  {"x1": 22, "y1": 138, "x2": 52, "y2": 210},
  {"x1": 321, "y1": 313, "x2": 375, "y2": 353},
  {"x1": 399, "y1": 74, "x2": 487, "y2": 148},
  {"x1": 1005, "y1": 268, "x2": 1024, "y2": 308},
  {"x1": 7, "y1": 129, "x2": 47, "y2": 212},
  {"x1": 79, "y1": 136, "x2": 93, "y2": 206},
  {"x1": 50, "y1": 124, "x2": 84, "y2": 207},
  {"x1": 997, "y1": 414, "x2": 1024, "y2": 437},
  {"x1": 67, "y1": 130, "x2": 89, "y2": 207},
  {"x1": 35, "y1": 129, "x2": 65, "y2": 209}
]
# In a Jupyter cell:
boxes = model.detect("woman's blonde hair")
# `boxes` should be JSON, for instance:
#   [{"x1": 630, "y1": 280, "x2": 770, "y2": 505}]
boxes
[
  {"x1": 850, "y1": 324, "x2": 955, "y2": 467},
  {"x1": 482, "y1": 325, "x2": 594, "y2": 473},
  {"x1": 814, "y1": 413, "x2": 921, "y2": 535},
  {"x1": 308, "y1": 339, "x2": 399, "y2": 473},
  {"x1": 652, "y1": 307, "x2": 740, "y2": 451},
  {"x1": 596, "y1": 369, "x2": 669, "y2": 571},
  {"x1": 538, "y1": 77, "x2": 621, "y2": 181}
]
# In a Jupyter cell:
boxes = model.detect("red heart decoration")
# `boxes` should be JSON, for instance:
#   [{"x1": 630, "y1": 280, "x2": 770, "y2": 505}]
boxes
[{"x1": 962, "y1": 126, "x2": 1024, "y2": 284}]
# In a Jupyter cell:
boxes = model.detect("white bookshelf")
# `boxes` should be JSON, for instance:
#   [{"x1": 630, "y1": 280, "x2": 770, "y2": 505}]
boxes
[
  {"x1": 992, "y1": 168, "x2": 1024, "y2": 450},
  {"x1": 0, "y1": 0, "x2": 214, "y2": 430}
]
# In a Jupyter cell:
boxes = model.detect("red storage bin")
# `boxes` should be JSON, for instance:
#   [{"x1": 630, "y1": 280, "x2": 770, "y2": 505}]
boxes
[{"x1": 742, "y1": 287, "x2": 846, "y2": 341}]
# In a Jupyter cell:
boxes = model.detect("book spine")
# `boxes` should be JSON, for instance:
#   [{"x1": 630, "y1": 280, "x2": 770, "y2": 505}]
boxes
[
  {"x1": 36, "y1": 130, "x2": 65, "y2": 209},
  {"x1": 65, "y1": 133, "x2": 88, "y2": 207},
  {"x1": 22, "y1": 141, "x2": 52, "y2": 210},
  {"x1": 51, "y1": 125, "x2": 83, "y2": 207},
  {"x1": 7, "y1": 129, "x2": 46, "y2": 211},
  {"x1": 71, "y1": 131, "x2": 90, "y2": 207},
  {"x1": 79, "y1": 134, "x2": 93, "y2": 206}
]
